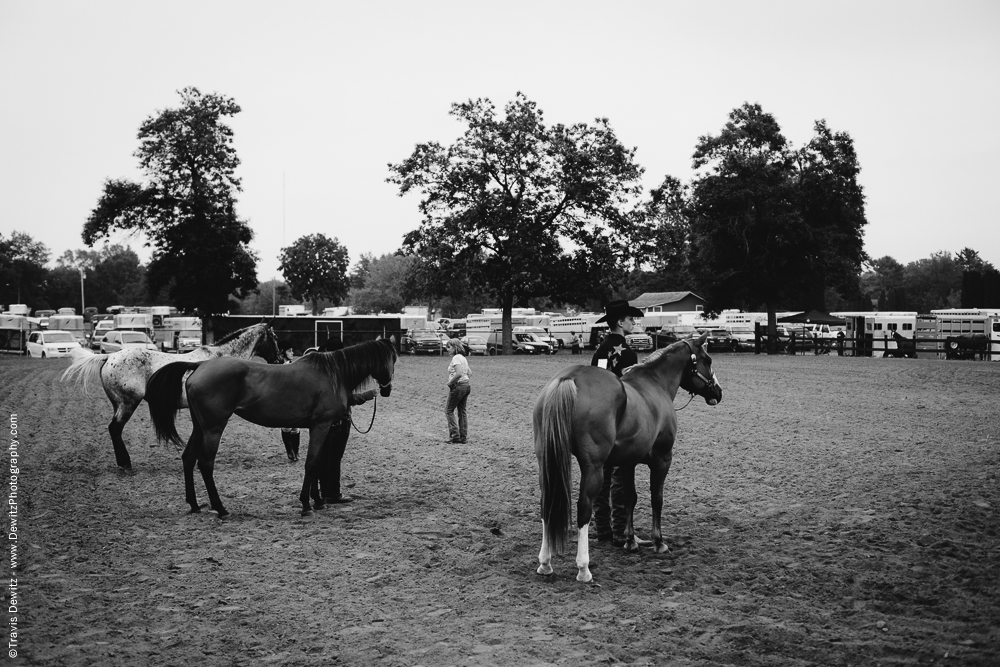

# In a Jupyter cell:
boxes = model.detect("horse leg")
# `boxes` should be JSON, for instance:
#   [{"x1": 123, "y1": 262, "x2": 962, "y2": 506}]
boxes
[
  {"x1": 181, "y1": 422, "x2": 204, "y2": 513},
  {"x1": 300, "y1": 423, "x2": 333, "y2": 516},
  {"x1": 196, "y1": 427, "x2": 229, "y2": 518},
  {"x1": 574, "y1": 462, "x2": 605, "y2": 583},
  {"x1": 536, "y1": 519, "x2": 553, "y2": 576},
  {"x1": 109, "y1": 401, "x2": 136, "y2": 469},
  {"x1": 617, "y1": 466, "x2": 641, "y2": 552},
  {"x1": 648, "y1": 452, "x2": 673, "y2": 554}
]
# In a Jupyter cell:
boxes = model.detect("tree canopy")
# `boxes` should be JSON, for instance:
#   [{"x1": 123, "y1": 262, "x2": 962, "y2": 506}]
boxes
[
  {"x1": 82, "y1": 87, "x2": 258, "y2": 316},
  {"x1": 349, "y1": 254, "x2": 413, "y2": 315},
  {"x1": 278, "y1": 234, "x2": 351, "y2": 315},
  {"x1": 0, "y1": 231, "x2": 50, "y2": 308},
  {"x1": 388, "y1": 93, "x2": 643, "y2": 352},
  {"x1": 687, "y1": 103, "x2": 867, "y2": 351}
]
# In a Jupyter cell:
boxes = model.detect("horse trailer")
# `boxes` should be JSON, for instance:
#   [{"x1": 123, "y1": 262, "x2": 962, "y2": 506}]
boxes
[
  {"x1": 930, "y1": 309, "x2": 1000, "y2": 361},
  {"x1": 833, "y1": 312, "x2": 917, "y2": 357}
]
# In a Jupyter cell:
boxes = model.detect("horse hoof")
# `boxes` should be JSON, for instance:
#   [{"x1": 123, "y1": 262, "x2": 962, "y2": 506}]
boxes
[
  {"x1": 623, "y1": 540, "x2": 640, "y2": 553},
  {"x1": 654, "y1": 542, "x2": 670, "y2": 554},
  {"x1": 576, "y1": 568, "x2": 593, "y2": 583},
  {"x1": 536, "y1": 563, "x2": 553, "y2": 576},
  {"x1": 301, "y1": 509, "x2": 313, "y2": 517}
]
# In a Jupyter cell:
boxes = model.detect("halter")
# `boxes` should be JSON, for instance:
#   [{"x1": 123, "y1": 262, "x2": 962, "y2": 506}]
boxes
[{"x1": 675, "y1": 339, "x2": 719, "y2": 410}]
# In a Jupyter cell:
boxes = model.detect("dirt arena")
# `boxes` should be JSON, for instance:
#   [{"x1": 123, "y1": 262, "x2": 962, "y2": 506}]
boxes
[{"x1": 1, "y1": 349, "x2": 998, "y2": 666}]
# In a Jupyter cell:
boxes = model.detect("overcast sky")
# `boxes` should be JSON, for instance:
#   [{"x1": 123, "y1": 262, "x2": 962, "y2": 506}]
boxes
[{"x1": 2, "y1": 1, "x2": 997, "y2": 283}]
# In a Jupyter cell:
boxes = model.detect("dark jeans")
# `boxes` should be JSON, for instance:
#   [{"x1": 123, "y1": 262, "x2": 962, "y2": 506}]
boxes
[
  {"x1": 446, "y1": 383, "x2": 470, "y2": 442},
  {"x1": 320, "y1": 419, "x2": 351, "y2": 500},
  {"x1": 593, "y1": 465, "x2": 627, "y2": 540}
]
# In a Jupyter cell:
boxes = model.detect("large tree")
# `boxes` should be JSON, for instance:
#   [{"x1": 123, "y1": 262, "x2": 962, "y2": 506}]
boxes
[
  {"x1": 82, "y1": 87, "x2": 258, "y2": 316},
  {"x1": 234, "y1": 278, "x2": 293, "y2": 316},
  {"x1": 278, "y1": 234, "x2": 351, "y2": 315},
  {"x1": 349, "y1": 253, "x2": 413, "y2": 315},
  {"x1": 0, "y1": 231, "x2": 50, "y2": 309},
  {"x1": 631, "y1": 175, "x2": 695, "y2": 295},
  {"x1": 688, "y1": 103, "x2": 867, "y2": 351},
  {"x1": 388, "y1": 94, "x2": 643, "y2": 353}
]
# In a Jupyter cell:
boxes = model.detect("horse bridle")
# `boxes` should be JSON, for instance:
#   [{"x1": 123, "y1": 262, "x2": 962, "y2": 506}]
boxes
[{"x1": 680, "y1": 339, "x2": 720, "y2": 397}]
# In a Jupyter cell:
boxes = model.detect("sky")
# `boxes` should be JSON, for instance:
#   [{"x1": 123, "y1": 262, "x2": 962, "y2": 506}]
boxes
[{"x1": 2, "y1": 1, "x2": 998, "y2": 284}]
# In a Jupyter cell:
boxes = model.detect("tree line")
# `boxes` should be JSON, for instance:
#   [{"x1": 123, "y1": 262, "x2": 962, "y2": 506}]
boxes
[{"x1": 2, "y1": 88, "x2": 996, "y2": 351}]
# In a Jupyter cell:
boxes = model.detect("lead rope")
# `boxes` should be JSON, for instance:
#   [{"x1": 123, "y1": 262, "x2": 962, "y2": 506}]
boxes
[
  {"x1": 674, "y1": 392, "x2": 696, "y2": 411},
  {"x1": 349, "y1": 393, "x2": 378, "y2": 434}
]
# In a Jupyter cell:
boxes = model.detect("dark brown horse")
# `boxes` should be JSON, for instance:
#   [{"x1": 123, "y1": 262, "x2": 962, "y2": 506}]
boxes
[
  {"x1": 534, "y1": 333, "x2": 722, "y2": 583},
  {"x1": 886, "y1": 331, "x2": 918, "y2": 358},
  {"x1": 145, "y1": 339, "x2": 397, "y2": 517}
]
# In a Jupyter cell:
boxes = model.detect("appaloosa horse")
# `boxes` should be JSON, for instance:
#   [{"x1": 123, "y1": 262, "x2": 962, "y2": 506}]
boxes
[{"x1": 60, "y1": 322, "x2": 281, "y2": 469}]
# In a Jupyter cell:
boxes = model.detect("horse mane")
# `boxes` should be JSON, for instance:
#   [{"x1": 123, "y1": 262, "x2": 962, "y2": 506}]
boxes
[
  {"x1": 215, "y1": 323, "x2": 263, "y2": 346},
  {"x1": 297, "y1": 339, "x2": 395, "y2": 391},
  {"x1": 635, "y1": 339, "x2": 687, "y2": 367}
]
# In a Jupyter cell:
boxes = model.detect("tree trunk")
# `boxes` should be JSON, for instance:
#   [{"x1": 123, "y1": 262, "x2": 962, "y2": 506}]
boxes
[
  {"x1": 766, "y1": 305, "x2": 778, "y2": 355},
  {"x1": 501, "y1": 290, "x2": 514, "y2": 356}
]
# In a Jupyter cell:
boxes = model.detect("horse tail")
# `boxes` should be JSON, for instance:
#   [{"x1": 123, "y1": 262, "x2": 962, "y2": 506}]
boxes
[
  {"x1": 533, "y1": 376, "x2": 577, "y2": 556},
  {"x1": 60, "y1": 352, "x2": 108, "y2": 396},
  {"x1": 146, "y1": 361, "x2": 201, "y2": 447}
]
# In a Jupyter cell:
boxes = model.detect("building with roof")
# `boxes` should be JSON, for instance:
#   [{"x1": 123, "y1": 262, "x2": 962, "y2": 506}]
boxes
[{"x1": 630, "y1": 291, "x2": 706, "y2": 313}]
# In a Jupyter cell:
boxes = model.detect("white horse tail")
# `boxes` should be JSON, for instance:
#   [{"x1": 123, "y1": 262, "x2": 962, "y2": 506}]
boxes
[
  {"x1": 60, "y1": 352, "x2": 108, "y2": 396},
  {"x1": 533, "y1": 376, "x2": 577, "y2": 556}
]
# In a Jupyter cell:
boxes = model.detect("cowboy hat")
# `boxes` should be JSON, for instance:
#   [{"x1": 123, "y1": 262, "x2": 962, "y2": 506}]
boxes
[{"x1": 595, "y1": 300, "x2": 644, "y2": 324}]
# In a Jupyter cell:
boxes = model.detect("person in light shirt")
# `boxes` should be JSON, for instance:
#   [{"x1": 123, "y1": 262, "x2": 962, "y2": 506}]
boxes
[{"x1": 444, "y1": 338, "x2": 471, "y2": 444}]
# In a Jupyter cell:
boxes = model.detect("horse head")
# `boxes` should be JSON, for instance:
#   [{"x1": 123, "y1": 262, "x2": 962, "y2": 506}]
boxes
[
  {"x1": 254, "y1": 325, "x2": 284, "y2": 364},
  {"x1": 680, "y1": 333, "x2": 723, "y2": 405},
  {"x1": 375, "y1": 338, "x2": 398, "y2": 397}
]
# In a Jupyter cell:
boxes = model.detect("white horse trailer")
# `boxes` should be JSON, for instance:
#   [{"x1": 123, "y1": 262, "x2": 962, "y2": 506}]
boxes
[
  {"x1": 833, "y1": 312, "x2": 917, "y2": 357},
  {"x1": 931, "y1": 309, "x2": 1000, "y2": 361},
  {"x1": 548, "y1": 314, "x2": 607, "y2": 349}
]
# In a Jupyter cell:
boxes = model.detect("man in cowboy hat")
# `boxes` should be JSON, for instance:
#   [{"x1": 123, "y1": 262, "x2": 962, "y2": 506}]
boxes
[{"x1": 591, "y1": 299, "x2": 649, "y2": 547}]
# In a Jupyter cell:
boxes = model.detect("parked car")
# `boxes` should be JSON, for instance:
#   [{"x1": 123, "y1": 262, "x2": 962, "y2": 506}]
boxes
[
  {"x1": 513, "y1": 326, "x2": 560, "y2": 351},
  {"x1": 26, "y1": 330, "x2": 80, "y2": 358},
  {"x1": 406, "y1": 328, "x2": 445, "y2": 355},
  {"x1": 727, "y1": 325, "x2": 756, "y2": 350},
  {"x1": 486, "y1": 331, "x2": 552, "y2": 355},
  {"x1": 99, "y1": 330, "x2": 158, "y2": 354},
  {"x1": 626, "y1": 331, "x2": 653, "y2": 351},
  {"x1": 460, "y1": 335, "x2": 488, "y2": 356},
  {"x1": 89, "y1": 318, "x2": 116, "y2": 350},
  {"x1": 706, "y1": 328, "x2": 739, "y2": 352},
  {"x1": 173, "y1": 328, "x2": 203, "y2": 353},
  {"x1": 654, "y1": 325, "x2": 698, "y2": 348},
  {"x1": 758, "y1": 326, "x2": 792, "y2": 352}
]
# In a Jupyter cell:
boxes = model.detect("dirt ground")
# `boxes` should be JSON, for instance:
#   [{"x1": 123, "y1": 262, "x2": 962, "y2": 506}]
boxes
[{"x1": 2, "y1": 349, "x2": 999, "y2": 666}]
